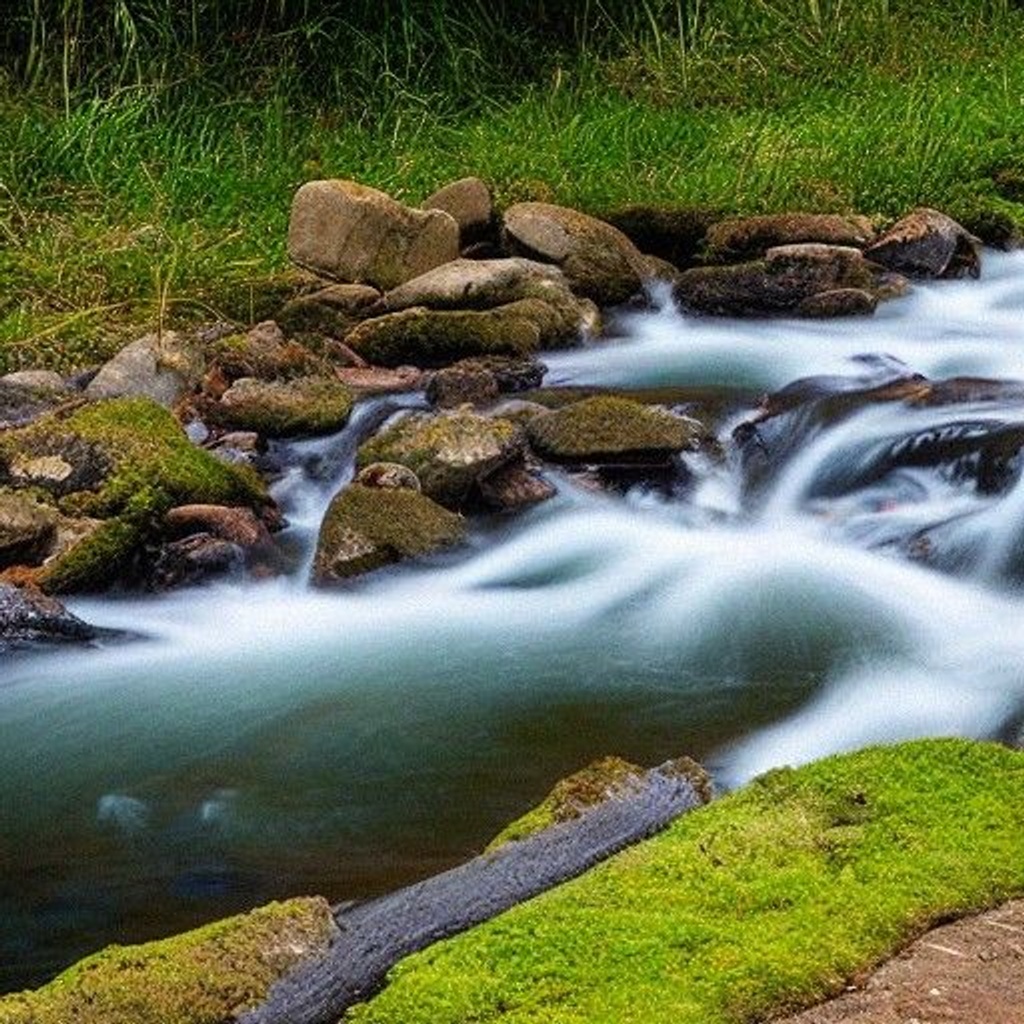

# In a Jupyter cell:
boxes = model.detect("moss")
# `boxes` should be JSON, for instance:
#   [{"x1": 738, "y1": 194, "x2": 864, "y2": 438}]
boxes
[
  {"x1": 344, "y1": 306, "x2": 542, "y2": 368},
  {"x1": 213, "y1": 376, "x2": 355, "y2": 437},
  {"x1": 527, "y1": 395, "x2": 703, "y2": 463},
  {"x1": 313, "y1": 483, "x2": 465, "y2": 582},
  {"x1": 347, "y1": 739, "x2": 1024, "y2": 1024},
  {"x1": 0, "y1": 897, "x2": 335, "y2": 1024}
]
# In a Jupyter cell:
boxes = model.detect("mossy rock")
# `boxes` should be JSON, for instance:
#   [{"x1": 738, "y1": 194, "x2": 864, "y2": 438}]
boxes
[
  {"x1": 0, "y1": 897, "x2": 335, "y2": 1024},
  {"x1": 0, "y1": 397, "x2": 269, "y2": 592},
  {"x1": 208, "y1": 323, "x2": 324, "y2": 382},
  {"x1": 212, "y1": 376, "x2": 355, "y2": 437},
  {"x1": 357, "y1": 409, "x2": 524, "y2": 508},
  {"x1": 527, "y1": 395, "x2": 704, "y2": 464},
  {"x1": 312, "y1": 483, "x2": 465, "y2": 583},
  {"x1": 704, "y1": 212, "x2": 876, "y2": 260}
]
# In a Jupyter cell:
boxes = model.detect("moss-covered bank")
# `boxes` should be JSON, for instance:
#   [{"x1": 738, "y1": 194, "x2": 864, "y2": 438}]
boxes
[{"x1": 348, "y1": 738, "x2": 1024, "y2": 1024}]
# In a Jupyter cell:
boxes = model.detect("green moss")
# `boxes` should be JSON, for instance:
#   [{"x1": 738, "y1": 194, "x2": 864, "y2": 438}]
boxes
[
  {"x1": 347, "y1": 739, "x2": 1024, "y2": 1024},
  {"x1": 0, "y1": 897, "x2": 335, "y2": 1024},
  {"x1": 313, "y1": 483, "x2": 465, "y2": 581},
  {"x1": 527, "y1": 395, "x2": 704, "y2": 463},
  {"x1": 213, "y1": 376, "x2": 355, "y2": 437}
]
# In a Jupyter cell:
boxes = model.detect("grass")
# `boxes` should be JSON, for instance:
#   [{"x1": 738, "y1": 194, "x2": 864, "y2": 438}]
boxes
[
  {"x1": 2, "y1": 4, "x2": 1024, "y2": 373},
  {"x1": 345, "y1": 738, "x2": 1024, "y2": 1024}
]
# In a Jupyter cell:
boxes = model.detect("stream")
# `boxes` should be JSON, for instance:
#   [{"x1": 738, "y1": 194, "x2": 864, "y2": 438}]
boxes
[{"x1": 3, "y1": 251, "x2": 1024, "y2": 992}]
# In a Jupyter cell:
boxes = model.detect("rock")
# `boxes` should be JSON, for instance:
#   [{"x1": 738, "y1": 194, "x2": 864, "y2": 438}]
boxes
[
  {"x1": 275, "y1": 283, "x2": 383, "y2": 338},
  {"x1": 502, "y1": 201, "x2": 649, "y2": 305},
  {"x1": 796, "y1": 287, "x2": 878, "y2": 318},
  {"x1": 1, "y1": 370, "x2": 68, "y2": 390},
  {"x1": 383, "y1": 258, "x2": 568, "y2": 312},
  {"x1": 354, "y1": 462, "x2": 421, "y2": 491},
  {"x1": 421, "y1": 177, "x2": 494, "y2": 246},
  {"x1": 705, "y1": 212, "x2": 876, "y2": 259},
  {"x1": 208, "y1": 321, "x2": 323, "y2": 382},
  {"x1": 0, "y1": 379, "x2": 71, "y2": 428},
  {"x1": 86, "y1": 330, "x2": 204, "y2": 407},
  {"x1": 213, "y1": 376, "x2": 354, "y2": 437},
  {"x1": 0, "y1": 492, "x2": 58, "y2": 568},
  {"x1": 287, "y1": 179, "x2": 460, "y2": 289},
  {"x1": 150, "y1": 534, "x2": 243, "y2": 590},
  {"x1": 477, "y1": 461, "x2": 556, "y2": 511},
  {"x1": 358, "y1": 408, "x2": 524, "y2": 508},
  {"x1": 205, "y1": 430, "x2": 262, "y2": 467},
  {"x1": 426, "y1": 362, "x2": 500, "y2": 408},
  {"x1": 602, "y1": 205, "x2": 720, "y2": 269},
  {"x1": 865, "y1": 207, "x2": 982, "y2": 279},
  {"x1": 674, "y1": 243, "x2": 879, "y2": 317},
  {"x1": 0, "y1": 397, "x2": 271, "y2": 593},
  {"x1": 527, "y1": 395, "x2": 705, "y2": 464},
  {"x1": 311, "y1": 483, "x2": 464, "y2": 583},
  {"x1": 0, "y1": 581, "x2": 99, "y2": 652},
  {"x1": 333, "y1": 365, "x2": 426, "y2": 395},
  {"x1": 164, "y1": 504, "x2": 273, "y2": 548}
]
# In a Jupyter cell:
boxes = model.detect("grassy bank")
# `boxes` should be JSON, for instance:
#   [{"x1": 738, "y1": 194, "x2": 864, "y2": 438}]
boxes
[{"x1": 2, "y1": 3, "x2": 1024, "y2": 373}]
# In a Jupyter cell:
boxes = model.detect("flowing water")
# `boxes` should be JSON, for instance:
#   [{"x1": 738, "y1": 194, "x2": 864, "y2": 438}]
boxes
[{"x1": 3, "y1": 252, "x2": 1024, "y2": 991}]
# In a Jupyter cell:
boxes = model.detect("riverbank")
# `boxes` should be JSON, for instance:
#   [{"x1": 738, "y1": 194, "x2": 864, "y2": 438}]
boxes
[{"x1": 3, "y1": 4, "x2": 1024, "y2": 375}]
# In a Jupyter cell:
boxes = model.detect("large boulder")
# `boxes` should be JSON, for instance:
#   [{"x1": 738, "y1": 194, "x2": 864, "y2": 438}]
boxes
[
  {"x1": 0, "y1": 492, "x2": 58, "y2": 568},
  {"x1": 527, "y1": 395, "x2": 705, "y2": 464},
  {"x1": 0, "y1": 582, "x2": 100, "y2": 653},
  {"x1": 502, "y1": 202, "x2": 649, "y2": 305},
  {"x1": 674, "y1": 243, "x2": 887, "y2": 317},
  {"x1": 421, "y1": 177, "x2": 494, "y2": 247},
  {"x1": 287, "y1": 179, "x2": 460, "y2": 289},
  {"x1": 312, "y1": 483, "x2": 465, "y2": 584},
  {"x1": 358, "y1": 408, "x2": 524, "y2": 508},
  {"x1": 864, "y1": 207, "x2": 982, "y2": 279},
  {"x1": 0, "y1": 397, "x2": 271, "y2": 592},
  {"x1": 86, "y1": 330, "x2": 204, "y2": 407},
  {"x1": 705, "y1": 212, "x2": 876, "y2": 260},
  {"x1": 344, "y1": 295, "x2": 588, "y2": 369},
  {"x1": 211, "y1": 376, "x2": 354, "y2": 437}
]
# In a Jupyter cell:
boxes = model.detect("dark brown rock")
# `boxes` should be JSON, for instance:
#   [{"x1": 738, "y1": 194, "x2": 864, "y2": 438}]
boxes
[
  {"x1": 602, "y1": 205, "x2": 720, "y2": 269},
  {"x1": 0, "y1": 493, "x2": 58, "y2": 568},
  {"x1": 865, "y1": 207, "x2": 982, "y2": 279},
  {"x1": 477, "y1": 461, "x2": 556, "y2": 511},
  {"x1": 164, "y1": 504, "x2": 273, "y2": 548},
  {"x1": 0, "y1": 581, "x2": 100, "y2": 652},
  {"x1": 705, "y1": 212, "x2": 876, "y2": 259},
  {"x1": 795, "y1": 287, "x2": 878, "y2": 318}
]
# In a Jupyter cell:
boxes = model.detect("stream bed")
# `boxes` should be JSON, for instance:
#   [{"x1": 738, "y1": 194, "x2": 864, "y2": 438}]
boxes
[{"x1": 3, "y1": 251, "x2": 1024, "y2": 991}]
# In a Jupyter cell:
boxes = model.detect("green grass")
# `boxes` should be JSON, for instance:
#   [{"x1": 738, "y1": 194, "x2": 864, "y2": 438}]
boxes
[
  {"x1": 2, "y1": 4, "x2": 1024, "y2": 374},
  {"x1": 346, "y1": 738, "x2": 1024, "y2": 1024}
]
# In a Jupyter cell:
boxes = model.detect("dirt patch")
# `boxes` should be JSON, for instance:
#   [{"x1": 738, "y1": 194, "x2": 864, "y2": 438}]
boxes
[{"x1": 775, "y1": 900, "x2": 1024, "y2": 1023}]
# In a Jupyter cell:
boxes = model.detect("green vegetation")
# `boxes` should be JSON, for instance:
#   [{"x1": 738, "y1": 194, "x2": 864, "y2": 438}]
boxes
[
  {"x1": 0, "y1": 897, "x2": 335, "y2": 1024},
  {"x1": 2, "y1": 3, "x2": 1023, "y2": 373},
  {"x1": 347, "y1": 739, "x2": 1024, "y2": 1024}
]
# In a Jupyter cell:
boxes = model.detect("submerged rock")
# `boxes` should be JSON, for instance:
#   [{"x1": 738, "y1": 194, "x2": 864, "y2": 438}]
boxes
[
  {"x1": 358, "y1": 408, "x2": 524, "y2": 508},
  {"x1": 502, "y1": 201, "x2": 649, "y2": 305},
  {"x1": 527, "y1": 395, "x2": 705, "y2": 465},
  {"x1": 312, "y1": 483, "x2": 464, "y2": 583},
  {"x1": 865, "y1": 207, "x2": 982, "y2": 279},
  {"x1": 287, "y1": 179, "x2": 459, "y2": 289},
  {"x1": 212, "y1": 376, "x2": 354, "y2": 437}
]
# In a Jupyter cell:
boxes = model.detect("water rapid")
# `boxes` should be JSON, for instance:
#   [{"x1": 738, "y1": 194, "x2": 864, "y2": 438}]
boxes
[{"x1": 3, "y1": 251, "x2": 1024, "y2": 990}]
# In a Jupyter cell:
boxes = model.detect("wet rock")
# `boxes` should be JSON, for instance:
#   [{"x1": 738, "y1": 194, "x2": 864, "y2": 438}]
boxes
[
  {"x1": 275, "y1": 283, "x2": 383, "y2": 339},
  {"x1": 502, "y1": 201, "x2": 649, "y2": 305},
  {"x1": 312, "y1": 483, "x2": 464, "y2": 583},
  {"x1": 674, "y1": 243, "x2": 880, "y2": 317},
  {"x1": 0, "y1": 492, "x2": 58, "y2": 568},
  {"x1": 358, "y1": 408, "x2": 524, "y2": 508},
  {"x1": 150, "y1": 534, "x2": 243, "y2": 590},
  {"x1": 527, "y1": 395, "x2": 706, "y2": 465},
  {"x1": 602, "y1": 205, "x2": 720, "y2": 270},
  {"x1": 333, "y1": 365, "x2": 426, "y2": 396},
  {"x1": 426, "y1": 362, "x2": 500, "y2": 408},
  {"x1": 421, "y1": 177, "x2": 494, "y2": 247},
  {"x1": 164, "y1": 504, "x2": 273, "y2": 548},
  {"x1": 85, "y1": 330, "x2": 204, "y2": 407},
  {"x1": 212, "y1": 376, "x2": 354, "y2": 437},
  {"x1": 383, "y1": 257, "x2": 569, "y2": 312},
  {"x1": 796, "y1": 287, "x2": 878, "y2": 318},
  {"x1": 287, "y1": 179, "x2": 460, "y2": 289},
  {"x1": 208, "y1": 321, "x2": 323, "y2": 382},
  {"x1": 477, "y1": 461, "x2": 556, "y2": 511},
  {"x1": 705, "y1": 212, "x2": 876, "y2": 260},
  {"x1": 0, "y1": 581, "x2": 99, "y2": 653},
  {"x1": 354, "y1": 462, "x2": 421, "y2": 491},
  {"x1": 865, "y1": 207, "x2": 982, "y2": 279}
]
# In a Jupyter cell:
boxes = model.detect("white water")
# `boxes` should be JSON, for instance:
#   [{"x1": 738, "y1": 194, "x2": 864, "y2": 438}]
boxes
[{"x1": 3, "y1": 250, "x2": 1024, "y2": 988}]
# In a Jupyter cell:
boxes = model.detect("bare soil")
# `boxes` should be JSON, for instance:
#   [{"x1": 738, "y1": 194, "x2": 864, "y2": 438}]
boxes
[{"x1": 775, "y1": 900, "x2": 1024, "y2": 1024}]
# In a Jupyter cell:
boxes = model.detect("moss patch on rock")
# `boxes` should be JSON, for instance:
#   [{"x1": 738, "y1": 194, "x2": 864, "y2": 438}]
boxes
[
  {"x1": 212, "y1": 375, "x2": 355, "y2": 437},
  {"x1": 0, "y1": 897, "x2": 335, "y2": 1024},
  {"x1": 527, "y1": 395, "x2": 704, "y2": 463},
  {"x1": 312, "y1": 483, "x2": 465, "y2": 583},
  {"x1": 346, "y1": 739, "x2": 1024, "y2": 1024}
]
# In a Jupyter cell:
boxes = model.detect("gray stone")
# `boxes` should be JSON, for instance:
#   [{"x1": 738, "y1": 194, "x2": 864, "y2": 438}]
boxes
[
  {"x1": 421, "y1": 177, "x2": 494, "y2": 245},
  {"x1": 0, "y1": 582, "x2": 99, "y2": 653},
  {"x1": 0, "y1": 492, "x2": 58, "y2": 568},
  {"x1": 86, "y1": 330, "x2": 204, "y2": 407}
]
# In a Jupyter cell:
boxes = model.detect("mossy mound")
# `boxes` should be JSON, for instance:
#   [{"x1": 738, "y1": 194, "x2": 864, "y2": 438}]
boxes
[
  {"x1": 312, "y1": 483, "x2": 465, "y2": 583},
  {"x1": 358, "y1": 409, "x2": 523, "y2": 508},
  {"x1": 212, "y1": 375, "x2": 355, "y2": 437},
  {"x1": 0, "y1": 897, "x2": 335, "y2": 1024},
  {"x1": 347, "y1": 739, "x2": 1024, "y2": 1024},
  {"x1": 0, "y1": 397, "x2": 269, "y2": 592},
  {"x1": 527, "y1": 395, "x2": 704, "y2": 463}
]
